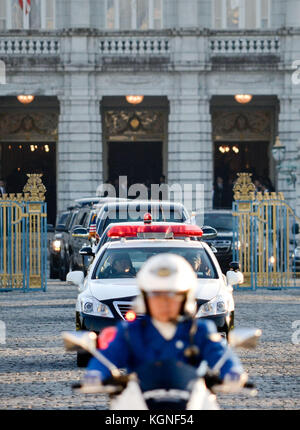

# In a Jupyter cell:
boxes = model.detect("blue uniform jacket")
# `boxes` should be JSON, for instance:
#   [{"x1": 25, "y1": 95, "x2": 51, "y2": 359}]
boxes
[{"x1": 87, "y1": 316, "x2": 242, "y2": 381}]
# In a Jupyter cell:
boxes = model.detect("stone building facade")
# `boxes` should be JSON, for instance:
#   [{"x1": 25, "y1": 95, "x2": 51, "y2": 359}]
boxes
[{"x1": 0, "y1": 0, "x2": 299, "y2": 222}]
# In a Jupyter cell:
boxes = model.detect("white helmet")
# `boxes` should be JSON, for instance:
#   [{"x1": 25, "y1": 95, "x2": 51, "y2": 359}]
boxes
[{"x1": 134, "y1": 253, "x2": 198, "y2": 317}]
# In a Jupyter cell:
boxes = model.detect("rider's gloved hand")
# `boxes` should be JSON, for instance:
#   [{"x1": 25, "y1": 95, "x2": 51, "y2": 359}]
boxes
[
  {"x1": 83, "y1": 370, "x2": 103, "y2": 387},
  {"x1": 223, "y1": 369, "x2": 248, "y2": 393},
  {"x1": 103, "y1": 373, "x2": 130, "y2": 388}
]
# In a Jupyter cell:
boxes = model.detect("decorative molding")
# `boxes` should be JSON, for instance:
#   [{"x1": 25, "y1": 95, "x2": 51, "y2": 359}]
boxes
[
  {"x1": 104, "y1": 110, "x2": 165, "y2": 141},
  {"x1": 213, "y1": 111, "x2": 271, "y2": 142},
  {"x1": 0, "y1": 112, "x2": 58, "y2": 142},
  {"x1": 103, "y1": 74, "x2": 165, "y2": 88}
]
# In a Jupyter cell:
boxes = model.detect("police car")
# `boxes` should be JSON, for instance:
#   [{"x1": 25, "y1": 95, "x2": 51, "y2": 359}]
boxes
[{"x1": 67, "y1": 220, "x2": 243, "y2": 366}]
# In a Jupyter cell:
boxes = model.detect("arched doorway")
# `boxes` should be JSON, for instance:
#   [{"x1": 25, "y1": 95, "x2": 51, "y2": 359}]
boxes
[
  {"x1": 0, "y1": 98, "x2": 58, "y2": 225},
  {"x1": 101, "y1": 96, "x2": 168, "y2": 191},
  {"x1": 211, "y1": 97, "x2": 278, "y2": 209}
]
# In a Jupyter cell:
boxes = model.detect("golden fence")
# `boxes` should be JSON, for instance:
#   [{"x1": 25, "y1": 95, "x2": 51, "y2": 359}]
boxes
[
  {"x1": 0, "y1": 174, "x2": 47, "y2": 291},
  {"x1": 232, "y1": 173, "x2": 300, "y2": 289}
]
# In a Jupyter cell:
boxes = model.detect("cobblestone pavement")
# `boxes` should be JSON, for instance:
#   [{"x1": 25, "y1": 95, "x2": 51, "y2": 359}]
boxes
[{"x1": 0, "y1": 280, "x2": 299, "y2": 410}]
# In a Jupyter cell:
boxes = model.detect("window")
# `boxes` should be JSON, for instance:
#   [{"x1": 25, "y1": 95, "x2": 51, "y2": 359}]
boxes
[
  {"x1": 93, "y1": 247, "x2": 218, "y2": 280},
  {"x1": 213, "y1": 0, "x2": 270, "y2": 29},
  {"x1": 202, "y1": 213, "x2": 233, "y2": 231},
  {"x1": 1, "y1": 0, "x2": 55, "y2": 30},
  {"x1": 105, "y1": 0, "x2": 163, "y2": 30},
  {"x1": 0, "y1": 0, "x2": 6, "y2": 30},
  {"x1": 226, "y1": 0, "x2": 239, "y2": 28}
]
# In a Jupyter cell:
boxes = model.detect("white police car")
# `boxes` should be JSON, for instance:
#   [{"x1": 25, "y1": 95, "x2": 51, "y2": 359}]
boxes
[{"x1": 67, "y1": 223, "x2": 243, "y2": 366}]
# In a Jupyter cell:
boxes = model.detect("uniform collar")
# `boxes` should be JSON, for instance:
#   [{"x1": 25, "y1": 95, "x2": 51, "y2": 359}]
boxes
[{"x1": 142, "y1": 315, "x2": 192, "y2": 344}]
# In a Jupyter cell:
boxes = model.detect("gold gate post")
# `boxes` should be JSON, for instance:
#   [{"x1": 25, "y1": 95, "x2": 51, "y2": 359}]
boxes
[
  {"x1": 23, "y1": 174, "x2": 47, "y2": 289},
  {"x1": 233, "y1": 173, "x2": 256, "y2": 287}
]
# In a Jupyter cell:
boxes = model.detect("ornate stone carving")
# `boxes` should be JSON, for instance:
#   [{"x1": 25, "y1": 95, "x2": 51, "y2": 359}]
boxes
[
  {"x1": 104, "y1": 110, "x2": 165, "y2": 140},
  {"x1": 0, "y1": 112, "x2": 58, "y2": 142},
  {"x1": 23, "y1": 174, "x2": 46, "y2": 202},
  {"x1": 212, "y1": 111, "x2": 271, "y2": 142},
  {"x1": 233, "y1": 173, "x2": 256, "y2": 201}
]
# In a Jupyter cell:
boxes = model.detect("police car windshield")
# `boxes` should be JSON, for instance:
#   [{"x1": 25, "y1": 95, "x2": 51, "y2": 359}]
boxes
[
  {"x1": 102, "y1": 209, "x2": 186, "y2": 231},
  {"x1": 93, "y1": 247, "x2": 218, "y2": 280}
]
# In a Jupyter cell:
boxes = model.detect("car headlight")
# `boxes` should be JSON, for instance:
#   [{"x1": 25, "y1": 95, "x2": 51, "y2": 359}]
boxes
[
  {"x1": 81, "y1": 298, "x2": 113, "y2": 318},
  {"x1": 231, "y1": 240, "x2": 241, "y2": 250},
  {"x1": 234, "y1": 240, "x2": 241, "y2": 250},
  {"x1": 52, "y1": 239, "x2": 61, "y2": 252},
  {"x1": 196, "y1": 295, "x2": 228, "y2": 317},
  {"x1": 83, "y1": 301, "x2": 93, "y2": 313}
]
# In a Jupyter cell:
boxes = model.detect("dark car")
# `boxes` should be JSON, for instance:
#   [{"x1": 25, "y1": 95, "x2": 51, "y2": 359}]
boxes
[
  {"x1": 68, "y1": 207, "x2": 96, "y2": 272},
  {"x1": 291, "y1": 245, "x2": 300, "y2": 272},
  {"x1": 95, "y1": 200, "x2": 191, "y2": 239},
  {"x1": 49, "y1": 208, "x2": 79, "y2": 280},
  {"x1": 196, "y1": 210, "x2": 235, "y2": 273}
]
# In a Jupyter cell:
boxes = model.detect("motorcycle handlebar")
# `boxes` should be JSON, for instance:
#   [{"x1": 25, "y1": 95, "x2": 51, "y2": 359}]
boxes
[
  {"x1": 204, "y1": 374, "x2": 256, "y2": 390},
  {"x1": 72, "y1": 377, "x2": 256, "y2": 396},
  {"x1": 72, "y1": 382, "x2": 123, "y2": 395}
]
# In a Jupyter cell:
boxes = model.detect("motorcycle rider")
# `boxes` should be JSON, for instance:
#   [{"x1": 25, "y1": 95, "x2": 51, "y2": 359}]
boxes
[{"x1": 84, "y1": 253, "x2": 247, "y2": 391}]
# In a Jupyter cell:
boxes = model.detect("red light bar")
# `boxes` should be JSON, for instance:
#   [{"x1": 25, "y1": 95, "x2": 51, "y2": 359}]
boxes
[
  {"x1": 107, "y1": 224, "x2": 203, "y2": 238},
  {"x1": 144, "y1": 213, "x2": 152, "y2": 224}
]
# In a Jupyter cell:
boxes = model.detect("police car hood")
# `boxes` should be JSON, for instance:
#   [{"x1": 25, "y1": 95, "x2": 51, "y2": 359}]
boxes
[
  {"x1": 89, "y1": 278, "x2": 221, "y2": 302},
  {"x1": 195, "y1": 279, "x2": 222, "y2": 301},
  {"x1": 89, "y1": 279, "x2": 139, "y2": 301}
]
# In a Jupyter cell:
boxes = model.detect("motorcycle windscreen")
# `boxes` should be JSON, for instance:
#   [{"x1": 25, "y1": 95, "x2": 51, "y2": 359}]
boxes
[{"x1": 135, "y1": 360, "x2": 198, "y2": 410}]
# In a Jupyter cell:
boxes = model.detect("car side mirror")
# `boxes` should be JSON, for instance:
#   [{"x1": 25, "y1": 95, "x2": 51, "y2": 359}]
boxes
[
  {"x1": 202, "y1": 226, "x2": 218, "y2": 240},
  {"x1": 72, "y1": 227, "x2": 88, "y2": 238},
  {"x1": 226, "y1": 269, "x2": 244, "y2": 286},
  {"x1": 62, "y1": 331, "x2": 97, "y2": 353},
  {"x1": 228, "y1": 328, "x2": 262, "y2": 349},
  {"x1": 66, "y1": 271, "x2": 85, "y2": 287},
  {"x1": 79, "y1": 246, "x2": 94, "y2": 256}
]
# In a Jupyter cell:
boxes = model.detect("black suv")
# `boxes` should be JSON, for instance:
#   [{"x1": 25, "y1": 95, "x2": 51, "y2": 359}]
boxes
[
  {"x1": 68, "y1": 206, "x2": 96, "y2": 272},
  {"x1": 197, "y1": 210, "x2": 234, "y2": 273},
  {"x1": 49, "y1": 208, "x2": 79, "y2": 280}
]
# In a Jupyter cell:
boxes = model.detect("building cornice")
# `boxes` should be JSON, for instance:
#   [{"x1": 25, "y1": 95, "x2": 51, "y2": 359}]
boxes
[{"x1": 1, "y1": 27, "x2": 300, "y2": 38}]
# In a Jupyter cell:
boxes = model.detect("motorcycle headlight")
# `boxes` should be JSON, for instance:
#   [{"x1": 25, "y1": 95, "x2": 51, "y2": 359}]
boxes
[
  {"x1": 196, "y1": 296, "x2": 228, "y2": 317},
  {"x1": 81, "y1": 298, "x2": 113, "y2": 318}
]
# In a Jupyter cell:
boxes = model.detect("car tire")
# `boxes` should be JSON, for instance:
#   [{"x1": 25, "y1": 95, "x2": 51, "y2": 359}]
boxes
[
  {"x1": 69, "y1": 255, "x2": 74, "y2": 272},
  {"x1": 59, "y1": 256, "x2": 68, "y2": 281},
  {"x1": 49, "y1": 265, "x2": 58, "y2": 279}
]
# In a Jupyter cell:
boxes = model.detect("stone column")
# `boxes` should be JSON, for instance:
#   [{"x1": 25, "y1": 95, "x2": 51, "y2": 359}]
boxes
[
  {"x1": 168, "y1": 89, "x2": 213, "y2": 215},
  {"x1": 57, "y1": 95, "x2": 102, "y2": 212},
  {"x1": 70, "y1": 0, "x2": 91, "y2": 28},
  {"x1": 198, "y1": 97, "x2": 214, "y2": 211},
  {"x1": 277, "y1": 96, "x2": 300, "y2": 210},
  {"x1": 177, "y1": 0, "x2": 199, "y2": 27},
  {"x1": 57, "y1": 27, "x2": 102, "y2": 213},
  {"x1": 285, "y1": 0, "x2": 300, "y2": 27}
]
